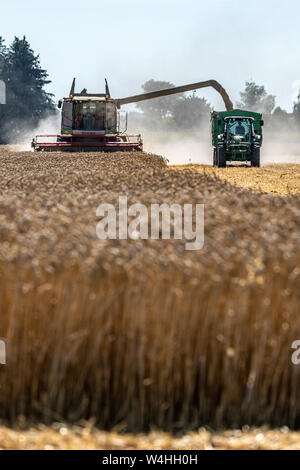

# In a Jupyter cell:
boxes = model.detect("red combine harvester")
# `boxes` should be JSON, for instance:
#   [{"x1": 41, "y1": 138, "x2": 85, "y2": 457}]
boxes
[{"x1": 32, "y1": 78, "x2": 233, "y2": 152}]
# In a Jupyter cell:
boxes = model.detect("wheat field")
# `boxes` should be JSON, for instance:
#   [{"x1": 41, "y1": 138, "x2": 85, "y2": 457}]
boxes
[
  {"x1": 0, "y1": 148, "x2": 299, "y2": 448},
  {"x1": 171, "y1": 163, "x2": 300, "y2": 195}
]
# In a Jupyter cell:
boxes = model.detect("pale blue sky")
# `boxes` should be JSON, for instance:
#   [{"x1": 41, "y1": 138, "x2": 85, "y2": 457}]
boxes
[{"x1": 1, "y1": 0, "x2": 299, "y2": 111}]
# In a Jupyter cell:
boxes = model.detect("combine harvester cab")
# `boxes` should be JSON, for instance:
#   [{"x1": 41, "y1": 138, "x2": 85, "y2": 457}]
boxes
[
  {"x1": 211, "y1": 109, "x2": 264, "y2": 167},
  {"x1": 32, "y1": 79, "x2": 143, "y2": 152}
]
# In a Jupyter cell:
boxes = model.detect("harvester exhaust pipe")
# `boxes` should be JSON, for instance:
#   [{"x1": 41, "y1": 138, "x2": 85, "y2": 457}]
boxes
[
  {"x1": 105, "y1": 78, "x2": 110, "y2": 98},
  {"x1": 69, "y1": 78, "x2": 75, "y2": 98}
]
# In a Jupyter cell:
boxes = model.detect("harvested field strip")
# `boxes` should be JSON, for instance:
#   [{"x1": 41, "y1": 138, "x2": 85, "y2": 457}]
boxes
[
  {"x1": 0, "y1": 423, "x2": 300, "y2": 450},
  {"x1": 0, "y1": 425, "x2": 300, "y2": 450},
  {"x1": 170, "y1": 164, "x2": 300, "y2": 195},
  {"x1": 0, "y1": 151, "x2": 299, "y2": 431}
]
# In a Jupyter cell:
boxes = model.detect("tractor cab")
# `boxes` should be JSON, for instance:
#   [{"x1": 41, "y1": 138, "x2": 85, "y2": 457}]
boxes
[{"x1": 225, "y1": 117, "x2": 253, "y2": 145}]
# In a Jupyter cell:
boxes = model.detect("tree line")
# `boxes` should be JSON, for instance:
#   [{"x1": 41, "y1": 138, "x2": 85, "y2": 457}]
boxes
[
  {"x1": 0, "y1": 36, "x2": 55, "y2": 143},
  {"x1": 0, "y1": 36, "x2": 300, "y2": 142},
  {"x1": 133, "y1": 79, "x2": 300, "y2": 131}
]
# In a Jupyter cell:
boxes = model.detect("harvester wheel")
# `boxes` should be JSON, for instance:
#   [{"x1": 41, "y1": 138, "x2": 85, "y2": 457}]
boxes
[
  {"x1": 251, "y1": 147, "x2": 260, "y2": 167},
  {"x1": 217, "y1": 146, "x2": 226, "y2": 167}
]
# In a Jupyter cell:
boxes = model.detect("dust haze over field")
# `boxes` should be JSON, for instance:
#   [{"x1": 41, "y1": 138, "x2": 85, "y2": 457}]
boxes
[
  {"x1": 141, "y1": 130, "x2": 212, "y2": 165},
  {"x1": 262, "y1": 140, "x2": 300, "y2": 164},
  {"x1": 140, "y1": 129, "x2": 300, "y2": 165},
  {"x1": 8, "y1": 112, "x2": 300, "y2": 165},
  {"x1": 9, "y1": 114, "x2": 60, "y2": 152}
]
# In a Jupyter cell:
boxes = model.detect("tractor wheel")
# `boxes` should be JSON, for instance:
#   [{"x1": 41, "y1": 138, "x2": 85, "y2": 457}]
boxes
[
  {"x1": 251, "y1": 147, "x2": 260, "y2": 167},
  {"x1": 213, "y1": 148, "x2": 217, "y2": 166},
  {"x1": 217, "y1": 146, "x2": 226, "y2": 167}
]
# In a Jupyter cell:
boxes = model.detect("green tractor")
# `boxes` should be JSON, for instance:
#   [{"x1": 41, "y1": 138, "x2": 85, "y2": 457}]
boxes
[{"x1": 211, "y1": 109, "x2": 264, "y2": 167}]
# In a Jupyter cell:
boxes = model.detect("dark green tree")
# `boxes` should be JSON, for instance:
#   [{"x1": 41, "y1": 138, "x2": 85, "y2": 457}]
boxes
[
  {"x1": 272, "y1": 106, "x2": 288, "y2": 119},
  {"x1": 172, "y1": 95, "x2": 211, "y2": 130},
  {"x1": 237, "y1": 81, "x2": 275, "y2": 114},
  {"x1": 136, "y1": 80, "x2": 211, "y2": 130},
  {"x1": 0, "y1": 38, "x2": 7, "y2": 141},
  {"x1": 0, "y1": 36, "x2": 55, "y2": 142},
  {"x1": 270, "y1": 106, "x2": 291, "y2": 131},
  {"x1": 136, "y1": 79, "x2": 181, "y2": 124},
  {"x1": 0, "y1": 37, "x2": 6, "y2": 73},
  {"x1": 293, "y1": 91, "x2": 300, "y2": 126}
]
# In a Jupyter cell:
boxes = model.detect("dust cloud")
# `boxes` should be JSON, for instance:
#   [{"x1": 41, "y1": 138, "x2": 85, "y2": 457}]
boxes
[
  {"x1": 141, "y1": 131, "x2": 212, "y2": 165},
  {"x1": 262, "y1": 140, "x2": 300, "y2": 164},
  {"x1": 142, "y1": 130, "x2": 300, "y2": 166},
  {"x1": 6, "y1": 114, "x2": 300, "y2": 166},
  {"x1": 10, "y1": 114, "x2": 60, "y2": 151}
]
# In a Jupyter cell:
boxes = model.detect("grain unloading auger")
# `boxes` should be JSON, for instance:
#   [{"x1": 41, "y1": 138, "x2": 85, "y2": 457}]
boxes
[
  {"x1": 116, "y1": 79, "x2": 233, "y2": 111},
  {"x1": 32, "y1": 78, "x2": 234, "y2": 152}
]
